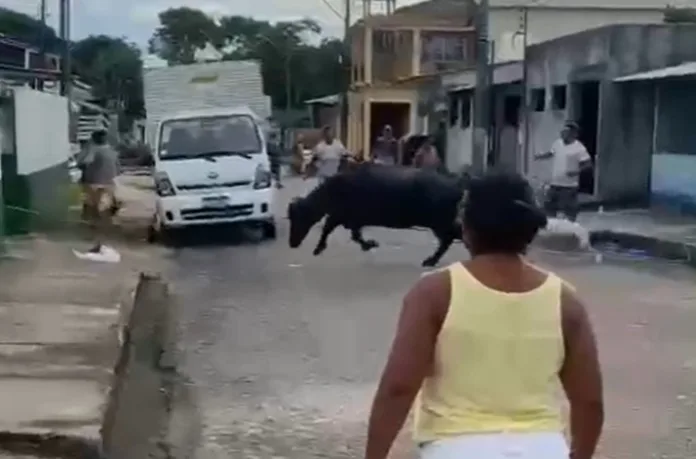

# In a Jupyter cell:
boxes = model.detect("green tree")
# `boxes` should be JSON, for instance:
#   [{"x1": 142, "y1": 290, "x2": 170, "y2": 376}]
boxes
[
  {"x1": 71, "y1": 35, "x2": 145, "y2": 126},
  {"x1": 663, "y1": 6, "x2": 696, "y2": 23},
  {"x1": 0, "y1": 7, "x2": 61, "y2": 51},
  {"x1": 148, "y1": 7, "x2": 224, "y2": 65},
  {"x1": 149, "y1": 10, "x2": 347, "y2": 110}
]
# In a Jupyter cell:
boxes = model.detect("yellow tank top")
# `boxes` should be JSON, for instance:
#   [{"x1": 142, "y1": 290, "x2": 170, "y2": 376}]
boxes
[{"x1": 413, "y1": 262, "x2": 565, "y2": 442}]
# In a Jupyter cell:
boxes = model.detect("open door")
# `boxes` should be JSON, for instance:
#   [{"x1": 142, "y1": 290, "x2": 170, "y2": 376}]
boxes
[{"x1": 571, "y1": 81, "x2": 600, "y2": 195}]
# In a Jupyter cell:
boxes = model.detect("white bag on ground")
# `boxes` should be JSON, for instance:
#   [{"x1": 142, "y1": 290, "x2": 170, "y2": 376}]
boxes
[
  {"x1": 545, "y1": 217, "x2": 590, "y2": 249},
  {"x1": 73, "y1": 244, "x2": 121, "y2": 263}
]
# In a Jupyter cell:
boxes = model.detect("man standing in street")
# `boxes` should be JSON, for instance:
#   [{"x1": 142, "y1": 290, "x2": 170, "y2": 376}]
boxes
[
  {"x1": 80, "y1": 130, "x2": 120, "y2": 253},
  {"x1": 372, "y1": 125, "x2": 399, "y2": 165},
  {"x1": 535, "y1": 121, "x2": 592, "y2": 222},
  {"x1": 267, "y1": 132, "x2": 284, "y2": 189},
  {"x1": 309, "y1": 125, "x2": 349, "y2": 184}
]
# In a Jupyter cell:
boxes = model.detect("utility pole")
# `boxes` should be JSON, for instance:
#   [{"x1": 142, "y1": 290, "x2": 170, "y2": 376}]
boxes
[
  {"x1": 37, "y1": 0, "x2": 47, "y2": 90},
  {"x1": 339, "y1": 0, "x2": 351, "y2": 145},
  {"x1": 520, "y1": 7, "x2": 530, "y2": 174},
  {"x1": 471, "y1": 0, "x2": 490, "y2": 175},
  {"x1": 59, "y1": 0, "x2": 71, "y2": 98}
]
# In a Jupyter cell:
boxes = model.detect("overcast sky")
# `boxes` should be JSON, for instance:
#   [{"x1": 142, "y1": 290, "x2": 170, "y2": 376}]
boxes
[{"x1": 0, "y1": 0, "x2": 422, "y2": 49}]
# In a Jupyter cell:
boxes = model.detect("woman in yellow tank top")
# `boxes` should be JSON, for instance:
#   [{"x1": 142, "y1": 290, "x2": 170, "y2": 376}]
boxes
[{"x1": 364, "y1": 172, "x2": 604, "y2": 459}]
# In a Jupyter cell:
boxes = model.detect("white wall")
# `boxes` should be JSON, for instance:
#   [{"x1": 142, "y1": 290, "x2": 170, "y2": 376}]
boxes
[
  {"x1": 491, "y1": 7, "x2": 664, "y2": 62},
  {"x1": 14, "y1": 87, "x2": 70, "y2": 175},
  {"x1": 445, "y1": 94, "x2": 473, "y2": 173}
]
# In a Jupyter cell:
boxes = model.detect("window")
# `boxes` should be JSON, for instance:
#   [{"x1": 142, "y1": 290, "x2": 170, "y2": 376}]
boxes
[
  {"x1": 551, "y1": 85, "x2": 567, "y2": 110},
  {"x1": 421, "y1": 32, "x2": 469, "y2": 64},
  {"x1": 460, "y1": 92, "x2": 472, "y2": 128},
  {"x1": 530, "y1": 88, "x2": 546, "y2": 112},
  {"x1": 503, "y1": 95, "x2": 521, "y2": 127}
]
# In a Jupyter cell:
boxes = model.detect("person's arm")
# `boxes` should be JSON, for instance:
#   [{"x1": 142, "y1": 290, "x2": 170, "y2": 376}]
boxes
[
  {"x1": 364, "y1": 272, "x2": 448, "y2": 459},
  {"x1": 535, "y1": 149, "x2": 554, "y2": 160},
  {"x1": 559, "y1": 286, "x2": 604, "y2": 459}
]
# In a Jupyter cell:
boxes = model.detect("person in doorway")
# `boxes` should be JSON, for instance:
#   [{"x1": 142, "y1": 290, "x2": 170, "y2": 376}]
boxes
[
  {"x1": 535, "y1": 121, "x2": 592, "y2": 221},
  {"x1": 412, "y1": 136, "x2": 441, "y2": 171},
  {"x1": 364, "y1": 171, "x2": 604, "y2": 459},
  {"x1": 308, "y1": 125, "x2": 349, "y2": 184},
  {"x1": 81, "y1": 130, "x2": 120, "y2": 253},
  {"x1": 372, "y1": 125, "x2": 399, "y2": 165}
]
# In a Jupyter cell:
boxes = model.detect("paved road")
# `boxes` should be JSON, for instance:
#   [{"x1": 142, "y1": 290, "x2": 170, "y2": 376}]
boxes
[{"x1": 166, "y1": 178, "x2": 696, "y2": 458}]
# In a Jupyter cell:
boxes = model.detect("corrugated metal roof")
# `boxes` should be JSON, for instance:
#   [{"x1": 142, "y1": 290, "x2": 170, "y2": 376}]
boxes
[
  {"x1": 490, "y1": 0, "x2": 696, "y2": 8},
  {"x1": 613, "y1": 62, "x2": 696, "y2": 82},
  {"x1": 144, "y1": 60, "x2": 271, "y2": 125}
]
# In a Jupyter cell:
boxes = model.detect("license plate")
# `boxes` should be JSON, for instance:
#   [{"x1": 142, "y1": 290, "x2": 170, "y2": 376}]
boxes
[{"x1": 202, "y1": 196, "x2": 229, "y2": 208}]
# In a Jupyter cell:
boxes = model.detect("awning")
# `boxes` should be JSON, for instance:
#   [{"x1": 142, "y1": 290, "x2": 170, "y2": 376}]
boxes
[{"x1": 614, "y1": 62, "x2": 696, "y2": 82}]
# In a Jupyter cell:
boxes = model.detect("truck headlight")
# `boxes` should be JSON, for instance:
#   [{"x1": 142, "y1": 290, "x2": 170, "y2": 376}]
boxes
[
  {"x1": 253, "y1": 164, "x2": 272, "y2": 189},
  {"x1": 154, "y1": 171, "x2": 176, "y2": 196}
]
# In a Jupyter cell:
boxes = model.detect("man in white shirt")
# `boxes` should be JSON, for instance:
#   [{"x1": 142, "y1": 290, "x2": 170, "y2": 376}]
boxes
[
  {"x1": 535, "y1": 121, "x2": 592, "y2": 221},
  {"x1": 309, "y1": 125, "x2": 349, "y2": 184}
]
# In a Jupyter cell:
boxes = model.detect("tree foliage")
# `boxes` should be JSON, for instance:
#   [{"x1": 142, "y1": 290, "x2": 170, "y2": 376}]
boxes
[
  {"x1": 149, "y1": 8, "x2": 347, "y2": 109},
  {"x1": 71, "y1": 35, "x2": 145, "y2": 120},
  {"x1": 663, "y1": 6, "x2": 696, "y2": 23}
]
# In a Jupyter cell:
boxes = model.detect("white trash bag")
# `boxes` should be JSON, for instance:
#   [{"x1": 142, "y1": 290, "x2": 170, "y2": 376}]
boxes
[
  {"x1": 73, "y1": 244, "x2": 121, "y2": 263},
  {"x1": 545, "y1": 217, "x2": 590, "y2": 249}
]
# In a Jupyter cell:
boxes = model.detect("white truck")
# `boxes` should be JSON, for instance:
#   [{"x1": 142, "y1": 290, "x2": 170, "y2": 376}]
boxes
[{"x1": 143, "y1": 60, "x2": 277, "y2": 241}]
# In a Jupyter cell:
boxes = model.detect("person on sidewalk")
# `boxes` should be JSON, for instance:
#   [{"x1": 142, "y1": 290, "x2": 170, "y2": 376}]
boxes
[
  {"x1": 267, "y1": 132, "x2": 284, "y2": 189},
  {"x1": 308, "y1": 125, "x2": 349, "y2": 185},
  {"x1": 535, "y1": 121, "x2": 592, "y2": 222},
  {"x1": 364, "y1": 171, "x2": 604, "y2": 459},
  {"x1": 80, "y1": 130, "x2": 120, "y2": 253}
]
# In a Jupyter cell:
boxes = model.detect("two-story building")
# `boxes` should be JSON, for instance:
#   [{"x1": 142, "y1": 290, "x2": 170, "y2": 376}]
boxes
[{"x1": 346, "y1": 0, "x2": 477, "y2": 159}]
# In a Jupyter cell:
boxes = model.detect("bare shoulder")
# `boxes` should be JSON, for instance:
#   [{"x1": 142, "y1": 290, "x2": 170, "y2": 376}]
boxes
[
  {"x1": 406, "y1": 269, "x2": 451, "y2": 323},
  {"x1": 560, "y1": 281, "x2": 591, "y2": 336}
]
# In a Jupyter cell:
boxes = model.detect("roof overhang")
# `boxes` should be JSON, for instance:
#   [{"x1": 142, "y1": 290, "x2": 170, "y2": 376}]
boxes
[{"x1": 614, "y1": 62, "x2": 696, "y2": 82}]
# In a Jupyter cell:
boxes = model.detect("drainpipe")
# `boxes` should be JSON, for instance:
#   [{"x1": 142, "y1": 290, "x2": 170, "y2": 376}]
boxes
[{"x1": 521, "y1": 6, "x2": 530, "y2": 175}]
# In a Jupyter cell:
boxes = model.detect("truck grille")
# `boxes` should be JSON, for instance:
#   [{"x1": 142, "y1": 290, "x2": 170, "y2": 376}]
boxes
[
  {"x1": 181, "y1": 204, "x2": 254, "y2": 221},
  {"x1": 177, "y1": 180, "x2": 251, "y2": 191}
]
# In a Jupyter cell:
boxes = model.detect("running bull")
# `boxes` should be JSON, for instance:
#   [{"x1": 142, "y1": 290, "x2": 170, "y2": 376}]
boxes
[{"x1": 287, "y1": 163, "x2": 470, "y2": 267}]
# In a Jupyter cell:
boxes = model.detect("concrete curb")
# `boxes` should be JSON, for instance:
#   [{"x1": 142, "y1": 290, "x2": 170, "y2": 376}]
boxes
[
  {"x1": 101, "y1": 273, "x2": 201, "y2": 459},
  {"x1": 590, "y1": 230, "x2": 696, "y2": 267}
]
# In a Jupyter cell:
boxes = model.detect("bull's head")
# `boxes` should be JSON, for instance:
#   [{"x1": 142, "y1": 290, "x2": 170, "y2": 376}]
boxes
[{"x1": 287, "y1": 197, "x2": 317, "y2": 248}]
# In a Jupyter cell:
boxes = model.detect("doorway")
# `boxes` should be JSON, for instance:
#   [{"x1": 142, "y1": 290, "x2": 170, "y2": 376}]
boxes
[
  {"x1": 572, "y1": 81, "x2": 600, "y2": 195},
  {"x1": 369, "y1": 102, "x2": 410, "y2": 152}
]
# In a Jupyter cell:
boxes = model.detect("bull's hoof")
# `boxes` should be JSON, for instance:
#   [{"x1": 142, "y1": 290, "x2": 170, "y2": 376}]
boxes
[
  {"x1": 422, "y1": 257, "x2": 438, "y2": 267},
  {"x1": 313, "y1": 245, "x2": 327, "y2": 256},
  {"x1": 362, "y1": 240, "x2": 379, "y2": 251}
]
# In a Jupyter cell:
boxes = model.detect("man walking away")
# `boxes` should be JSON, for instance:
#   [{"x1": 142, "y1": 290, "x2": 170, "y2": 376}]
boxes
[
  {"x1": 81, "y1": 130, "x2": 120, "y2": 253},
  {"x1": 372, "y1": 125, "x2": 399, "y2": 165},
  {"x1": 309, "y1": 125, "x2": 348, "y2": 184},
  {"x1": 535, "y1": 121, "x2": 592, "y2": 222}
]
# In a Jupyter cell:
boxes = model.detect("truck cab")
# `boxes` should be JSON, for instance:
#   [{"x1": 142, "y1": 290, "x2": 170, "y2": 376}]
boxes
[{"x1": 150, "y1": 106, "x2": 276, "y2": 239}]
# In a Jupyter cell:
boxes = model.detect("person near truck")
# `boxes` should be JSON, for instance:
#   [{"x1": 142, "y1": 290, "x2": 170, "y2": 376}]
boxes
[
  {"x1": 308, "y1": 125, "x2": 349, "y2": 184},
  {"x1": 535, "y1": 121, "x2": 593, "y2": 222},
  {"x1": 79, "y1": 130, "x2": 120, "y2": 253}
]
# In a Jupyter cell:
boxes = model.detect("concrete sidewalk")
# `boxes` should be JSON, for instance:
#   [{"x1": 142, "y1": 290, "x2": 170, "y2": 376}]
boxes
[
  {"x1": 579, "y1": 209, "x2": 696, "y2": 266},
  {"x1": 0, "y1": 236, "x2": 167, "y2": 457}
]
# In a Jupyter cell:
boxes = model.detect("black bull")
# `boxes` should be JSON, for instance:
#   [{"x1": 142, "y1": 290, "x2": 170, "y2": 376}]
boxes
[{"x1": 287, "y1": 164, "x2": 470, "y2": 267}]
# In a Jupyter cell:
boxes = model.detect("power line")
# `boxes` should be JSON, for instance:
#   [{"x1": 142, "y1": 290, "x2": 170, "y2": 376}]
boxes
[{"x1": 319, "y1": 0, "x2": 345, "y2": 20}]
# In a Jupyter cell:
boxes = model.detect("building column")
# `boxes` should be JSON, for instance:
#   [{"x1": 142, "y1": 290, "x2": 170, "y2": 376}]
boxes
[
  {"x1": 412, "y1": 30, "x2": 421, "y2": 76},
  {"x1": 364, "y1": 27, "x2": 373, "y2": 84}
]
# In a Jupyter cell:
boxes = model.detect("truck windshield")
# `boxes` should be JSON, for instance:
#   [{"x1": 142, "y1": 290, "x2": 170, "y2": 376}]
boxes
[{"x1": 158, "y1": 115, "x2": 261, "y2": 159}]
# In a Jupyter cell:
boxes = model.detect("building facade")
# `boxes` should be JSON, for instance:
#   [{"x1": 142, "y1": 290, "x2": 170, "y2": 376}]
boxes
[
  {"x1": 525, "y1": 24, "x2": 696, "y2": 209},
  {"x1": 347, "y1": 0, "x2": 477, "y2": 158}
]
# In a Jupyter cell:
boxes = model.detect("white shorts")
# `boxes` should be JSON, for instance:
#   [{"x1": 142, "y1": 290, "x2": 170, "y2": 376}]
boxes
[{"x1": 419, "y1": 432, "x2": 568, "y2": 459}]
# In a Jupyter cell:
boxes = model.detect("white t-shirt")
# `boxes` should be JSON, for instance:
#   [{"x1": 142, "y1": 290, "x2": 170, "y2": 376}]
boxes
[
  {"x1": 313, "y1": 140, "x2": 346, "y2": 178},
  {"x1": 549, "y1": 139, "x2": 590, "y2": 188}
]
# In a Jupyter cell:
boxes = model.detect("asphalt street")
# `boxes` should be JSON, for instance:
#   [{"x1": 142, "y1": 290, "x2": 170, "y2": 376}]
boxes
[{"x1": 165, "y1": 178, "x2": 696, "y2": 459}]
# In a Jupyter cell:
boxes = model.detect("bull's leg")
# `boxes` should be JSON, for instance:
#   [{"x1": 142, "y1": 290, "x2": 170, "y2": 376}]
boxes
[
  {"x1": 350, "y1": 228, "x2": 379, "y2": 251},
  {"x1": 422, "y1": 227, "x2": 458, "y2": 267},
  {"x1": 313, "y1": 216, "x2": 340, "y2": 256}
]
